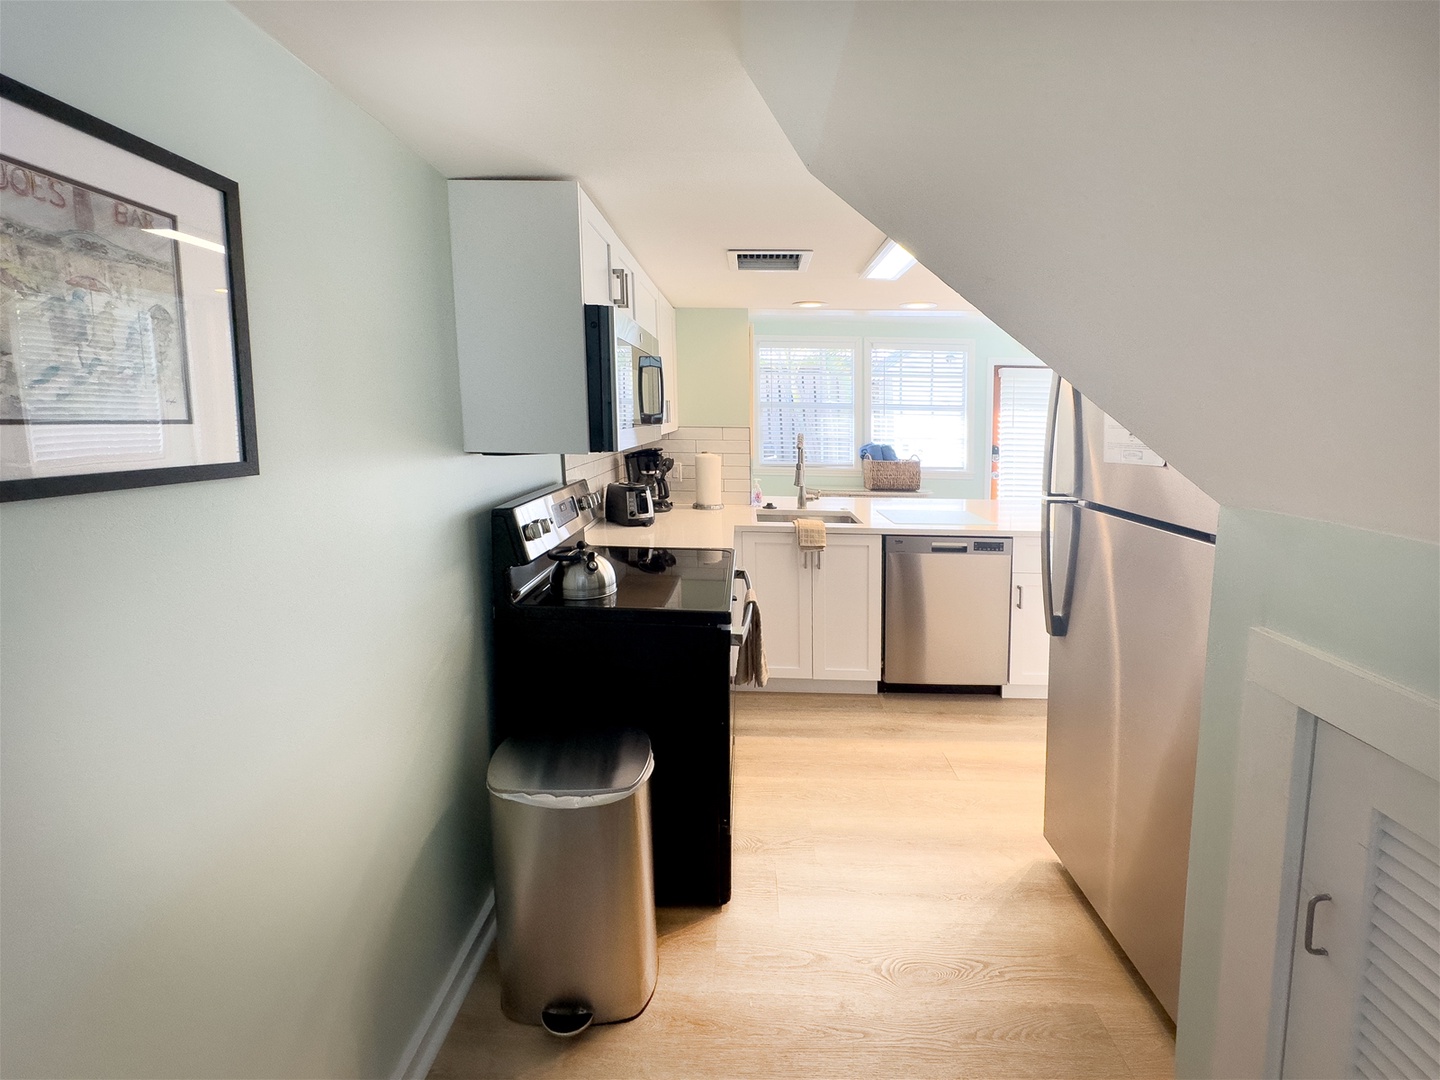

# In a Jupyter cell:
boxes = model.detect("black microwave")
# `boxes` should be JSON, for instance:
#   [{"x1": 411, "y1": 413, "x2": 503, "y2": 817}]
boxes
[{"x1": 584, "y1": 304, "x2": 664, "y2": 452}]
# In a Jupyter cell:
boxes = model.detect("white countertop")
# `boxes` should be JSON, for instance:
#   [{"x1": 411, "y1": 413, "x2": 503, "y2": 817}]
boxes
[{"x1": 585, "y1": 495, "x2": 1043, "y2": 549}]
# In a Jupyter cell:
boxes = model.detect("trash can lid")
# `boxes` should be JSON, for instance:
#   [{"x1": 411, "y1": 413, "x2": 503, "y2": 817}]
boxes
[{"x1": 487, "y1": 728, "x2": 654, "y2": 801}]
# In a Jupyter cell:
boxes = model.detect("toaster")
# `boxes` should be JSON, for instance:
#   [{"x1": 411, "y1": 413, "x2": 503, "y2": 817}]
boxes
[{"x1": 605, "y1": 481, "x2": 655, "y2": 527}]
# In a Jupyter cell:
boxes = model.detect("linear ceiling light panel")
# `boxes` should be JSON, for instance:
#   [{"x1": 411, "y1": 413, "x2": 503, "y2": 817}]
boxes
[
  {"x1": 862, "y1": 238, "x2": 917, "y2": 280},
  {"x1": 728, "y1": 249, "x2": 814, "y2": 272}
]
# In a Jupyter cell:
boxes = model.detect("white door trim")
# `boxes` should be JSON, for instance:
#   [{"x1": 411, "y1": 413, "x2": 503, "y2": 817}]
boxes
[{"x1": 1206, "y1": 628, "x2": 1440, "y2": 1079}]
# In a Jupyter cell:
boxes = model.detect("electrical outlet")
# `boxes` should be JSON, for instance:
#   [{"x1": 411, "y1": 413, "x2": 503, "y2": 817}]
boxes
[{"x1": 671, "y1": 461, "x2": 682, "y2": 481}]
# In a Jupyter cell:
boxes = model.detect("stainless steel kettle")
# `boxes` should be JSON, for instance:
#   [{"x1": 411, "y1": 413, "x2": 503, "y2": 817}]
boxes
[{"x1": 547, "y1": 542, "x2": 618, "y2": 601}]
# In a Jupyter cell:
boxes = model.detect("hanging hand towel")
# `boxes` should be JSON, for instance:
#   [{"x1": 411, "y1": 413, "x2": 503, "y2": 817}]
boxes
[
  {"x1": 734, "y1": 588, "x2": 768, "y2": 687},
  {"x1": 794, "y1": 518, "x2": 827, "y2": 551}
]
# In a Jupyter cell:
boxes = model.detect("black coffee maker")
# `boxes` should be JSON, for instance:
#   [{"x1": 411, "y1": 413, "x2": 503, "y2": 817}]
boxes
[{"x1": 624, "y1": 448, "x2": 674, "y2": 513}]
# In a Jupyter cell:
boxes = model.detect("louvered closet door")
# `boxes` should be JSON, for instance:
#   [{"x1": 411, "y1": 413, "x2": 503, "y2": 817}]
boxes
[{"x1": 1282, "y1": 721, "x2": 1440, "y2": 1080}]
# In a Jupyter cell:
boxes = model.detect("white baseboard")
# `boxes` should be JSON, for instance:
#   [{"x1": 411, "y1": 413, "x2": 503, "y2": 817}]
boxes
[
  {"x1": 738, "y1": 678, "x2": 879, "y2": 694},
  {"x1": 393, "y1": 890, "x2": 496, "y2": 1080},
  {"x1": 1001, "y1": 683, "x2": 1048, "y2": 699}
]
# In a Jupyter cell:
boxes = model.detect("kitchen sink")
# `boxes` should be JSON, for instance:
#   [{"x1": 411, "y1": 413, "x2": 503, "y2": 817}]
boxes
[{"x1": 754, "y1": 509, "x2": 861, "y2": 524}]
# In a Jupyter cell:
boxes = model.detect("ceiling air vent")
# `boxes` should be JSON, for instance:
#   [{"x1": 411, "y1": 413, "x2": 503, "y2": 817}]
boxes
[{"x1": 728, "y1": 249, "x2": 814, "y2": 272}]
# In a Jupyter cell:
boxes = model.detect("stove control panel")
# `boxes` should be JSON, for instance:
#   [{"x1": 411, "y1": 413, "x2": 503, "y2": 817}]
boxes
[{"x1": 501, "y1": 480, "x2": 600, "y2": 563}]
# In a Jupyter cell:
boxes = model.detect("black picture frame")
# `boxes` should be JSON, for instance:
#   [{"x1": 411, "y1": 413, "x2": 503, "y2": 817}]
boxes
[{"x1": 0, "y1": 75, "x2": 257, "y2": 502}]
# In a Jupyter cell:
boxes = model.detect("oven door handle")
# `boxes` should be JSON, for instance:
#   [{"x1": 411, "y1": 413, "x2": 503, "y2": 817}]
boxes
[{"x1": 729, "y1": 568, "x2": 753, "y2": 647}]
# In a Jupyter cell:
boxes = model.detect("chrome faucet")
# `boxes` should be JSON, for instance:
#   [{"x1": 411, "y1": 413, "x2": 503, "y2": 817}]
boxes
[{"x1": 794, "y1": 433, "x2": 808, "y2": 508}]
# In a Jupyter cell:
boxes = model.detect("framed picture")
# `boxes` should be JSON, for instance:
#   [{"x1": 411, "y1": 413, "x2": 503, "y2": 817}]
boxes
[{"x1": 0, "y1": 75, "x2": 257, "y2": 502}]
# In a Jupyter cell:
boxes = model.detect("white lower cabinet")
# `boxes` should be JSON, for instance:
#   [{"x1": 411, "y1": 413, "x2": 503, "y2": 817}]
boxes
[
  {"x1": 739, "y1": 530, "x2": 882, "y2": 682},
  {"x1": 1003, "y1": 536, "x2": 1050, "y2": 697}
]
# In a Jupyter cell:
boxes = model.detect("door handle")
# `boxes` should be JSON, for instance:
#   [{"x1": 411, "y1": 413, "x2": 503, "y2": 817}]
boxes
[
  {"x1": 1016, "y1": 584, "x2": 1023, "y2": 610},
  {"x1": 1042, "y1": 372, "x2": 1062, "y2": 498},
  {"x1": 1303, "y1": 893, "x2": 1332, "y2": 956},
  {"x1": 1040, "y1": 500, "x2": 1075, "y2": 637},
  {"x1": 611, "y1": 267, "x2": 629, "y2": 309}
]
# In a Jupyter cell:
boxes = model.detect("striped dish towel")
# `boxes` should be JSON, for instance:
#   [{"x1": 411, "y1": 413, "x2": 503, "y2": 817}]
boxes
[{"x1": 734, "y1": 588, "x2": 768, "y2": 687}]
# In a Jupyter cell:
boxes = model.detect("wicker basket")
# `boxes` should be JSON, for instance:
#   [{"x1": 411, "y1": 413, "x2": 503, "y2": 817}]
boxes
[{"x1": 862, "y1": 456, "x2": 922, "y2": 492}]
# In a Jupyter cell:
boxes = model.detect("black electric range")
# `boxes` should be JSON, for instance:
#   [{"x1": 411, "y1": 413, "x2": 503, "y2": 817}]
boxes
[{"x1": 490, "y1": 480, "x2": 741, "y2": 906}]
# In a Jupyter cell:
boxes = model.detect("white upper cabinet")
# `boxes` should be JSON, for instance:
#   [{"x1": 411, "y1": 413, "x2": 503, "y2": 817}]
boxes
[
  {"x1": 580, "y1": 214, "x2": 613, "y2": 308},
  {"x1": 632, "y1": 274, "x2": 659, "y2": 337},
  {"x1": 447, "y1": 179, "x2": 676, "y2": 453},
  {"x1": 657, "y1": 301, "x2": 678, "y2": 435}
]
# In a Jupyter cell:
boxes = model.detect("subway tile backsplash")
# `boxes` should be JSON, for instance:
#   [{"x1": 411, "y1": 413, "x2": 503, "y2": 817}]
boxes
[
  {"x1": 561, "y1": 427, "x2": 753, "y2": 507},
  {"x1": 562, "y1": 451, "x2": 625, "y2": 492}
]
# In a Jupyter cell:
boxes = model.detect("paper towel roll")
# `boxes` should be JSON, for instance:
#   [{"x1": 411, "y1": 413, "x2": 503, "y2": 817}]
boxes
[{"x1": 694, "y1": 452, "x2": 723, "y2": 509}]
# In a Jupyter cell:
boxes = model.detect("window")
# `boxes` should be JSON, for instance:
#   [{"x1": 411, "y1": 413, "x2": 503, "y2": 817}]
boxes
[
  {"x1": 869, "y1": 343, "x2": 968, "y2": 468},
  {"x1": 755, "y1": 340, "x2": 856, "y2": 466},
  {"x1": 755, "y1": 336, "x2": 972, "y2": 471},
  {"x1": 991, "y1": 365, "x2": 1053, "y2": 500}
]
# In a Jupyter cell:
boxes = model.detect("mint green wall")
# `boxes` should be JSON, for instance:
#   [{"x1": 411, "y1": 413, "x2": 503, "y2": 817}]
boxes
[
  {"x1": 676, "y1": 308, "x2": 752, "y2": 427},
  {"x1": 749, "y1": 313, "x2": 1043, "y2": 498},
  {"x1": 0, "y1": 4, "x2": 558, "y2": 1077},
  {"x1": 1175, "y1": 510, "x2": 1440, "y2": 1076}
]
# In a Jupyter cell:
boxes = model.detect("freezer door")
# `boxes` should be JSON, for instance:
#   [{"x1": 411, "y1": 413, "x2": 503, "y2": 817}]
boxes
[
  {"x1": 1043, "y1": 505, "x2": 1216, "y2": 1019},
  {"x1": 1072, "y1": 393, "x2": 1219, "y2": 535}
]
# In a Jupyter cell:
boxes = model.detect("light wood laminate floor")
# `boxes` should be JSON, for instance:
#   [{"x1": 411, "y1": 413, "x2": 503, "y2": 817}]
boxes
[{"x1": 428, "y1": 693, "x2": 1175, "y2": 1079}]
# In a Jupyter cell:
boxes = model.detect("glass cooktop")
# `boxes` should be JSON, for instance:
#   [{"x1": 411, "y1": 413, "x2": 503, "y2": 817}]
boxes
[{"x1": 518, "y1": 545, "x2": 735, "y2": 616}]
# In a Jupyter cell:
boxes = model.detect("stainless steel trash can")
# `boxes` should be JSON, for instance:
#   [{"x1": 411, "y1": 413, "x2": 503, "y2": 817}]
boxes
[{"x1": 486, "y1": 728, "x2": 658, "y2": 1036}]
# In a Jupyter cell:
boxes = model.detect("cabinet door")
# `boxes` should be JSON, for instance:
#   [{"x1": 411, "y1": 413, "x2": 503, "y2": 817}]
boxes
[
  {"x1": 1007, "y1": 570, "x2": 1049, "y2": 687},
  {"x1": 658, "y1": 300, "x2": 678, "y2": 434},
  {"x1": 812, "y1": 534, "x2": 882, "y2": 681},
  {"x1": 738, "y1": 530, "x2": 811, "y2": 680},
  {"x1": 1281, "y1": 722, "x2": 1439, "y2": 1080},
  {"x1": 610, "y1": 250, "x2": 637, "y2": 319},
  {"x1": 633, "y1": 275, "x2": 659, "y2": 337},
  {"x1": 580, "y1": 216, "x2": 612, "y2": 306}
]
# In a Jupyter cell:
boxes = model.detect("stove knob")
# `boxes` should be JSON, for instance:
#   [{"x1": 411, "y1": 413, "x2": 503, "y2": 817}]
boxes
[
  {"x1": 540, "y1": 518, "x2": 552, "y2": 533},
  {"x1": 522, "y1": 521, "x2": 540, "y2": 540}
]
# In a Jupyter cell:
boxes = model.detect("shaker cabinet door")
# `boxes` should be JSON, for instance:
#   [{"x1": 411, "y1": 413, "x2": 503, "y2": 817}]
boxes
[
  {"x1": 812, "y1": 534, "x2": 882, "y2": 681},
  {"x1": 580, "y1": 216, "x2": 612, "y2": 307},
  {"x1": 738, "y1": 531, "x2": 812, "y2": 681}
]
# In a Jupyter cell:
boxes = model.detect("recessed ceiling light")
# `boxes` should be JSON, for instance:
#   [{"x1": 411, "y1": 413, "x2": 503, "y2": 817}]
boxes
[
  {"x1": 900, "y1": 302, "x2": 937, "y2": 310},
  {"x1": 792, "y1": 300, "x2": 826, "y2": 308},
  {"x1": 862, "y1": 238, "x2": 917, "y2": 281}
]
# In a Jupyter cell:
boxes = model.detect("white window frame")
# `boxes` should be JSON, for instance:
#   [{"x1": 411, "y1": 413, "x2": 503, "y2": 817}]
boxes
[
  {"x1": 752, "y1": 335, "x2": 862, "y2": 468},
  {"x1": 865, "y1": 338, "x2": 975, "y2": 476},
  {"x1": 752, "y1": 334, "x2": 979, "y2": 479}
]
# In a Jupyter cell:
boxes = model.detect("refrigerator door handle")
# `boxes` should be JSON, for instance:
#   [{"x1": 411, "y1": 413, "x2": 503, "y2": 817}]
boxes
[
  {"x1": 1043, "y1": 375, "x2": 1081, "y2": 499},
  {"x1": 1042, "y1": 373, "x2": 1062, "y2": 497},
  {"x1": 1041, "y1": 498, "x2": 1076, "y2": 637}
]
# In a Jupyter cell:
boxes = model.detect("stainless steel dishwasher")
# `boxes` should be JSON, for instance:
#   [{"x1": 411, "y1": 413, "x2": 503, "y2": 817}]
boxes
[{"x1": 883, "y1": 535, "x2": 1013, "y2": 686}]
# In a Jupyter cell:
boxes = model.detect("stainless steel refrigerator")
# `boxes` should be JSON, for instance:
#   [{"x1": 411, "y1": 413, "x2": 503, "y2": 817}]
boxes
[{"x1": 1041, "y1": 376, "x2": 1219, "y2": 1020}]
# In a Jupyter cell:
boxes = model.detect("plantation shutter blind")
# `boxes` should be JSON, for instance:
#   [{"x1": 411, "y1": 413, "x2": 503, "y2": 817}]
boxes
[
  {"x1": 993, "y1": 366, "x2": 1053, "y2": 500},
  {"x1": 869, "y1": 344, "x2": 968, "y2": 468},
  {"x1": 755, "y1": 341, "x2": 856, "y2": 466}
]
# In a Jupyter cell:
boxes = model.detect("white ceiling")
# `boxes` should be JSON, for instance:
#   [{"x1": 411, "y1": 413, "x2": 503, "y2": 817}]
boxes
[{"x1": 234, "y1": 0, "x2": 976, "y2": 316}]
